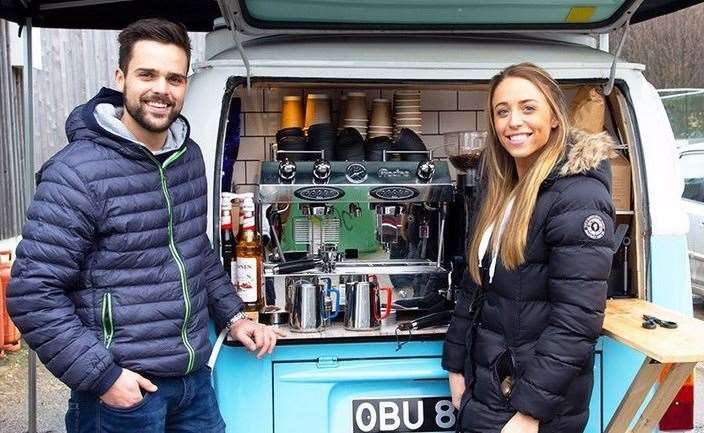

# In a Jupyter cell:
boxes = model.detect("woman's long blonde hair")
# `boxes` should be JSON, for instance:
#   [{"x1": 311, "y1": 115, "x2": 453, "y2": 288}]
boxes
[{"x1": 468, "y1": 63, "x2": 570, "y2": 284}]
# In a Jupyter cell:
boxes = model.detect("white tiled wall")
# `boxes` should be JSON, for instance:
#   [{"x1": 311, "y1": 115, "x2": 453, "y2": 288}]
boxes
[{"x1": 232, "y1": 87, "x2": 488, "y2": 186}]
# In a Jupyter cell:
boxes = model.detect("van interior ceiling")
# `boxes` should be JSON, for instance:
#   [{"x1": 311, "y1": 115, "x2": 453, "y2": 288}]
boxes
[{"x1": 220, "y1": 80, "x2": 643, "y2": 300}]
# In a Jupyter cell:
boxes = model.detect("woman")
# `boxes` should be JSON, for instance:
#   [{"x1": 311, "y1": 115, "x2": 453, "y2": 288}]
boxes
[{"x1": 442, "y1": 63, "x2": 616, "y2": 433}]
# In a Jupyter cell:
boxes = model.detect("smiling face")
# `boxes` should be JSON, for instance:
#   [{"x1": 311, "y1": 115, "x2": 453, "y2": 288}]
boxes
[
  {"x1": 491, "y1": 76, "x2": 559, "y2": 175},
  {"x1": 115, "y1": 40, "x2": 188, "y2": 135}
]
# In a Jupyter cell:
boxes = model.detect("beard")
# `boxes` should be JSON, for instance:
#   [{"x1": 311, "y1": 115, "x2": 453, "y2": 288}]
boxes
[{"x1": 123, "y1": 87, "x2": 182, "y2": 133}]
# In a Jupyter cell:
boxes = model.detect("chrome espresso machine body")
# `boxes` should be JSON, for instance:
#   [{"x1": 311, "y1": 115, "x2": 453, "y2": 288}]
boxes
[{"x1": 258, "y1": 154, "x2": 455, "y2": 331}]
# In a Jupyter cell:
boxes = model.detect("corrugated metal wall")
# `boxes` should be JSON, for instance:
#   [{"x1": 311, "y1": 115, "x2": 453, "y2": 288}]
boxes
[
  {"x1": 0, "y1": 22, "x2": 205, "y2": 238},
  {"x1": 0, "y1": 20, "x2": 28, "y2": 239}
]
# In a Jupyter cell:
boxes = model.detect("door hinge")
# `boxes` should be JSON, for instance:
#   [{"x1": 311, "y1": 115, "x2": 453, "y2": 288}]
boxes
[{"x1": 317, "y1": 356, "x2": 339, "y2": 368}]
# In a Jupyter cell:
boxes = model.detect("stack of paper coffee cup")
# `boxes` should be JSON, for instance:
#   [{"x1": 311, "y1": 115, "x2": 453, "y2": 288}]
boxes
[
  {"x1": 304, "y1": 93, "x2": 332, "y2": 131},
  {"x1": 280, "y1": 96, "x2": 304, "y2": 129},
  {"x1": 341, "y1": 92, "x2": 368, "y2": 138},
  {"x1": 394, "y1": 90, "x2": 422, "y2": 138},
  {"x1": 368, "y1": 98, "x2": 392, "y2": 138}
]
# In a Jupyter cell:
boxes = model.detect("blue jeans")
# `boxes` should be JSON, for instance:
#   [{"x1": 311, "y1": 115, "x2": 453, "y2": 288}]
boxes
[{"x1": 65, "y1": 367, "x2": 225, "y2": 433}]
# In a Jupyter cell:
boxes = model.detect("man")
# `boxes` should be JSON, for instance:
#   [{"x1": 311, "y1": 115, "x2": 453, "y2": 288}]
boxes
[{"x1": 7, "y1": 18, "x2": 282, "y2": 433}]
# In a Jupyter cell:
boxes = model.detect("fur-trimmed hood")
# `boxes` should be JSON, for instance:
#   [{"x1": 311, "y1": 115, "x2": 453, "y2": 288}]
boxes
[
  {"x1": 544, "y1": 128, "x2": 617, "y2": 190},
  {"x1": 560, "y1": 129, "x2": 617, "y2": 176}
]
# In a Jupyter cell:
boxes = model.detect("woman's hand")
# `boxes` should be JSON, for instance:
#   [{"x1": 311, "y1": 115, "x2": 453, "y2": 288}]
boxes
[
  {"x1": 501, "y1": 412, "x2": 539, "y2": 433},
  {"x1": 448, "y1": 372, "x2": 466, "y2": 410}
]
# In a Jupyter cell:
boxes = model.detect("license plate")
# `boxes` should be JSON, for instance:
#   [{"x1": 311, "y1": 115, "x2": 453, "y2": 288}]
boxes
[{"x1": 352, "y1": 396, "x2": 456, "y2": 433}]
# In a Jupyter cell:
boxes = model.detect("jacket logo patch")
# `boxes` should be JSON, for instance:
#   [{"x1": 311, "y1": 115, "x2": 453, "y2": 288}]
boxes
[{"x1": 583, "y1": 215, "x2": 606, "y2": 240}]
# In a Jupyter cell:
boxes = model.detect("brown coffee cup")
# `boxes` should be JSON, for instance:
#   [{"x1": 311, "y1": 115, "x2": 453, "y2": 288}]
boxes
[
  {"x1": 281, "y1": 96, "x2": 304, "y2": 129},
  {"x1": 344, "y1": 92, "x2": 368, "y2": 121},
  {"x1": 304, "y1": 94, "x2": 332, "y2": 130},
  {"x1": 370, "y1": 98, "x2": 392, "y2": 127}
]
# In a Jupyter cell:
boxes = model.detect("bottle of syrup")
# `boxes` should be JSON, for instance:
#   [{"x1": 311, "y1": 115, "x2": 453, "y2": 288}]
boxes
[{"x1": 235, "y1": 193, "x2": 264, "y2": 315}]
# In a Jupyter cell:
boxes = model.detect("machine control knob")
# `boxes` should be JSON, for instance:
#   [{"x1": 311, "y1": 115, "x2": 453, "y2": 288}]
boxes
[
  {"x1": 416, "y1": 159, "x2": 436, "y2": 182},
  {"x1": 278, "y1": 158, "x2": 296, "y2": 182},
  {"x1": 313, "y1": 159, "x2": 332, "y2": 183}
]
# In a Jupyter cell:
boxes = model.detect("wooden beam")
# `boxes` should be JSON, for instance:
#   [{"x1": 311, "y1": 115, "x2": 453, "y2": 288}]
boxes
[
  {"x1": 605, "y1": 358, "x2": 663, "y2": 433},
  {"x1": 631, "y1": 362, "x2": 696, "y2": 433}
]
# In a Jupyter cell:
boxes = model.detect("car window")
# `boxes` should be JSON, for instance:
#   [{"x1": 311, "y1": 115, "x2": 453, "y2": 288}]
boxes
[
  {"x1": 660, "y1": 89, "x2": 704, "y2": 142},
  {"x1": 680, "y1": 152, "x2": 704, "y2": 203}
]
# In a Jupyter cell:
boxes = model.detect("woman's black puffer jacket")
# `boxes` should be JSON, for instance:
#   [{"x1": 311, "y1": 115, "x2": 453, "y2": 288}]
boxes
[{"x1": 442, "y1": 130, "x2": 616, "y2": 433}]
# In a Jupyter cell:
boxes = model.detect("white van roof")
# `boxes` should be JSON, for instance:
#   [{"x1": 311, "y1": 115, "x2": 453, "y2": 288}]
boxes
[{"x1": 198, "y1": 35, "x2": 643, "y2": 80}]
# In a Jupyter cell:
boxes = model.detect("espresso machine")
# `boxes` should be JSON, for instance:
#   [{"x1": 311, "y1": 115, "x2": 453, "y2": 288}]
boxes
[{"x1": 257, "y1": 153, "x2": 455, "y2": 332}]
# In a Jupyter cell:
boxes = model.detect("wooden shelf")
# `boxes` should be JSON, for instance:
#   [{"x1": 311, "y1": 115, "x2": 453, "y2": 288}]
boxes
[{"x1": 616, "y1": 210, "x2": 635, "y2": 215}]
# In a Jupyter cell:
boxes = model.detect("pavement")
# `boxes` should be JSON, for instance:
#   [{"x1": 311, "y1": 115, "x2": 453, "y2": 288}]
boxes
[{"x1": 0, "y1": 342, "x2": 68, "y2": 433}]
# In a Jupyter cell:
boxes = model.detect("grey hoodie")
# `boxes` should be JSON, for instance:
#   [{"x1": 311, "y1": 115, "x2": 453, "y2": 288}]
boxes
[{"x1": 94, "y1": 102, "x2": 187, "y2": 154}]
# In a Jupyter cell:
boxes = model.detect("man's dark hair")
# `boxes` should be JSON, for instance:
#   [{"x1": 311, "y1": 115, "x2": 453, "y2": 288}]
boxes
[{"x1": 118, "y1": 18, "x2": 192, "y2": 73}]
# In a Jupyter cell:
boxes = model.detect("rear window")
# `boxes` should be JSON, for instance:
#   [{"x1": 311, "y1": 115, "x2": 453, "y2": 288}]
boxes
[{"x1": 241, "y1": 0, "x2": 629, "y2": 26}]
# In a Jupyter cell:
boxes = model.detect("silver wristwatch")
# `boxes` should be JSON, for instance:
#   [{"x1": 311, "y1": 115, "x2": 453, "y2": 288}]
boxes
[{"x1": 226, "y1": 312, "x2": 249, "y2": 330}]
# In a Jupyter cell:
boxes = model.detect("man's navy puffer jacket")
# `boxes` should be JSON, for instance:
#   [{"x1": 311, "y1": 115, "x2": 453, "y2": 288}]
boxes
[
  {"x1": 7, "y1": 88, "x2": 242, "y2": 395},
  {"x1": 443, "y1": 130, "x2": 616, "y2": 433}
]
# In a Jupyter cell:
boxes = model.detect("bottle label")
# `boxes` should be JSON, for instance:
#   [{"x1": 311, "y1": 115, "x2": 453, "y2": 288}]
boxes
[
  {"x1": 236, "y1": 257, "x2": 258, "y2": 302},
  {"x1": 230, "y1": 261, "x2": 238, "y2": 286}
]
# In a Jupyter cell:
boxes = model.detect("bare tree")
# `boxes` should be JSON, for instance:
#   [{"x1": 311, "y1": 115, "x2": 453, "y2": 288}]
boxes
[{"x1": 611, "y1": 4, "x2": 704, "y2": 89}]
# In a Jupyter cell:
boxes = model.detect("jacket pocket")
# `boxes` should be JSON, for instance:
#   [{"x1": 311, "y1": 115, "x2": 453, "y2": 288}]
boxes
[
  {"x1": 493, "y1": 349, "x2": 516, "y2": 400},
  {"x1": 101, "y1": 292, "x2": 115, "y2": 348}
]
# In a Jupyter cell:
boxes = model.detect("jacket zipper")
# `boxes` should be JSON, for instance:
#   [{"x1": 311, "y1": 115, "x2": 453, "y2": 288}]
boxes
[
  {"x1": 101, "y1": 292, "x2": 114, "y2": 348},
  {"x1": 144, "y1": 146, "x2": 195, "y2": 374}
]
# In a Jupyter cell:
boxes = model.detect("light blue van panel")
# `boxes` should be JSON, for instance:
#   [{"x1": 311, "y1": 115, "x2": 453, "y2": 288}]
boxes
[
  {"x1": 212, "y1": 335, "x2": 602, "y2": 433},
  {"x1": 650, "y1": 234, "x2": 693, "y2": 314},
  {"x1": 602, "y1": 337, "x2": 647, "y2": 432}
]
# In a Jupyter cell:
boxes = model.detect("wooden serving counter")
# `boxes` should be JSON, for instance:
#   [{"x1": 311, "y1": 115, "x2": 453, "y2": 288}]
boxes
[{"x1": 603, "y1": 299, "x2": 704, "y2": 433}]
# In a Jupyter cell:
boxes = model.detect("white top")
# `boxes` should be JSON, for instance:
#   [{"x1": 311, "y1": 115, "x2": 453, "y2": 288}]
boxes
[{"x1": 478, "y1": 195, "x2": 516, "y2": 284}]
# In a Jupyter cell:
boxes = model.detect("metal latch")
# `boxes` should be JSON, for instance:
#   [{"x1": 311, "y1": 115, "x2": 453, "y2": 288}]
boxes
[{"x1": 317, "y1": 357, "x2": 339, "y2": 368}]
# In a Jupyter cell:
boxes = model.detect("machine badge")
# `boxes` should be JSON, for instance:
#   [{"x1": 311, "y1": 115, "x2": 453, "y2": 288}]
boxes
[
  {"x1": 294, "y1": 186, "x2": 345, "y2": 201},
  {"x1": 583, "y1": 214, "x2": 606, "y2": 240}
]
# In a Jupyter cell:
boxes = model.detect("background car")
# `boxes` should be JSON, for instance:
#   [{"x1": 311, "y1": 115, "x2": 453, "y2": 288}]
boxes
[
  {"x1": 678, "y1": 144, "x2": 704, "y2": 296},
  {"x1": 660, "y1": 88, "x2": 704, "y2": 296}
]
